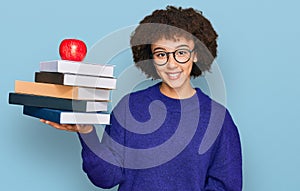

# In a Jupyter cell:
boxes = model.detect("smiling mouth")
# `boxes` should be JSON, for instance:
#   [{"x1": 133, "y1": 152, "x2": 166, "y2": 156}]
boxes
[{"x1": 166, "y1": 72, "x2": 181, "y2": 80}]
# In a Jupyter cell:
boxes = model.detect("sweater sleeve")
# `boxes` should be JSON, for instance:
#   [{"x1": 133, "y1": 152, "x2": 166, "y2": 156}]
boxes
[
  {"x1": 205, "y1": 110, "x2": 243, "y2": 191},
  {"x1": 77, "y1": 98, "x2": 128, "y2": 189}
]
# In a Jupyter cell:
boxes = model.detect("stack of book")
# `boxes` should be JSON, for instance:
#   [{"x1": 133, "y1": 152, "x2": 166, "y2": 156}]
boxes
[{"x1": 9, "y1": 60, "x2": 116, "y2": 125}]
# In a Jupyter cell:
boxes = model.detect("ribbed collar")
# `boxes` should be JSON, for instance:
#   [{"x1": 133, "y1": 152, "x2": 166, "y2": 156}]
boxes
[{"x1": 148, "y1": 82, "x2": 209, "y2": 112}]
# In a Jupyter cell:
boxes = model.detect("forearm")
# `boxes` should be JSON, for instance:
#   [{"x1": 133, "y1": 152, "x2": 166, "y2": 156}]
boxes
[
  {"x1": 78, "y1": 129, "x2": 124, "y2": 188},
  {"x1": 205, "y1": 111, "x2": 243, "y2": 191}
]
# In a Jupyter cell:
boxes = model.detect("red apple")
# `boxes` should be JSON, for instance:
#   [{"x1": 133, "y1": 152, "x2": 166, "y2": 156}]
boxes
[{"x1": 59, "y1": 39, "x2": 87, "y2": 61}]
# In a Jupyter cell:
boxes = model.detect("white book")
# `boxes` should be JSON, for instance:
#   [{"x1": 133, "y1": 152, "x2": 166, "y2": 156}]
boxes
[
  {"x1": 85, "y1": 101, "x2": 108, "y2": 112},
  {"x1": 59, "y1": 112, "x2": 110, "y2": 124},
  {"x1": 23, "y1": 106, "x2": 111, "y2": 124},
  {"x1": 40, "y1": 60, "x2": 115, "y2": 77},
  {"x1": 35, "y1": 72, "x2": 117, "y2": 89}
]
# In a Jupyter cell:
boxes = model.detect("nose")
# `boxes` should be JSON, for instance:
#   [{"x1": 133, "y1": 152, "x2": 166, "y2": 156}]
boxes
[{"x1": 166, "y1": 53, "x2": 178, "y2": 69}]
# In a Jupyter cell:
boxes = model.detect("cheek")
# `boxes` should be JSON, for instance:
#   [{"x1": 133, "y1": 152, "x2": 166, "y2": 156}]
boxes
[
  {"x1": 154, "y1": 65, "x2": 163, "y2": 77},
  {"x1": 183, "y1": 62, "x2": 193, "y2": 75}
]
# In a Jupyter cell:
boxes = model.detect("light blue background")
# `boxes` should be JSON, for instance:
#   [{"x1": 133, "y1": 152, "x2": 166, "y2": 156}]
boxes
[{"x1": 1, "y1": 0, "x2": 299, "y2": 190}]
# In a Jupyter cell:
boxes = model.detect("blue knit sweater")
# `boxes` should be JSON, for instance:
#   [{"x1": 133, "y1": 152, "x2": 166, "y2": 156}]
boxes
[{"x1": 78, "y1": 83, "x2": 242, "y2": 190}]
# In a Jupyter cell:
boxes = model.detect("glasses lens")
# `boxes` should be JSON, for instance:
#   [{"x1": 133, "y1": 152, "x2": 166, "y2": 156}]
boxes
[
  {"x1": 174, "y1": 49, "x2": 191, "y2": 63},
  {"x1": 152, "y1": 49, "x2": 193, "y2": 65},
  {"x1": 153, "y1": 51, "x2": 167, "y2": 65}
]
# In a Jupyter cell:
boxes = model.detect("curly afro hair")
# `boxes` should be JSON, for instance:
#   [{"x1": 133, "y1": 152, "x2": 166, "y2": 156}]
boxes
[{"x1": 130, "y1": 6, "x2": 218, "y2": 79}]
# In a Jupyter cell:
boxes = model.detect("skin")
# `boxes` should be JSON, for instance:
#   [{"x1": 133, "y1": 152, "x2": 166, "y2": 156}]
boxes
[
  {"x1": 42, "y1": 36, "x2": 198, "y2": 133},
  {"x1": 151, "y1": 36, "x2": 198, "y2": 99},
  {"x1": 40, "y1": 119, "x2": 93, "y2": 134}
]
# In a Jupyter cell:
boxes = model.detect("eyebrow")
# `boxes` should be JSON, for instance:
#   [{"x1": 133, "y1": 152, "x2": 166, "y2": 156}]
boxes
[{"x1": 153, "y1": 44, "x2": 190, "y2": 52}]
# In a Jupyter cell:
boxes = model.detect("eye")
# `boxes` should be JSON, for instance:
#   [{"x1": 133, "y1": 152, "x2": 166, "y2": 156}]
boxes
[
  {"x1": 176, "y1": 49, "x2": 189, "y2": 56},
  {"x1": 153, "y1": 51, "x2": 167, "y2": 59}
]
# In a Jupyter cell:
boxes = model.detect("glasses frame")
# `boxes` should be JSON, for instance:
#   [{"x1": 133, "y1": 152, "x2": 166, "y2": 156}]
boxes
[{"x1": 151, "y1": 48, "x2": 195, "y2": 66}]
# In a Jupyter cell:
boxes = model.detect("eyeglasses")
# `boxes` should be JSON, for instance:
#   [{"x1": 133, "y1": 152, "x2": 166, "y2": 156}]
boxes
[{"x1": 152, "y1": 48, "x2": 195, "y2": 66}]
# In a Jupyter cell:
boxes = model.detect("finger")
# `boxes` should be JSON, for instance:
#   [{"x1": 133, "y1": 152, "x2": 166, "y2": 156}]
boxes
[
  {"x1": 76, "y1": 124, "x2": 93, "y2": 134},
  {"x1": 50, "y1": 123, "x2": 79, "y2": 132},
  {"x1": 40, "y1": 119, "x2": 92, "y2": 133},
  {"x1": 41, "y1": 120, "x2": 71, "y2": 131}
]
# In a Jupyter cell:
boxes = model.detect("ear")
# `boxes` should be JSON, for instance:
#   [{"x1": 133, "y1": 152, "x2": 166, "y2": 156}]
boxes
[{"x1": 193, "y1": 52, "x2": 198, "y2": 62}]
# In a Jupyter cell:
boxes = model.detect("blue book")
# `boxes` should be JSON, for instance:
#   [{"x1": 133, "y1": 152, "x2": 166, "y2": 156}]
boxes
[
  {"x1": 23, "y1": 106, "x2": 110, "y2": 125},
  {"x1": 9, "y1": 93, "x2": 108, "y2": 112}
]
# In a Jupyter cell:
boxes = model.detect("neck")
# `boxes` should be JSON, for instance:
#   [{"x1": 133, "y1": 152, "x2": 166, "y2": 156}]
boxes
[{"x1": 160, "y1": 82, "x2": 196, "y2": 99}]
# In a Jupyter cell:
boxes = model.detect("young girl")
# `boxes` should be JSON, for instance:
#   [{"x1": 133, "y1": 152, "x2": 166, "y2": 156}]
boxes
[{"x1": 41, "y1": 6, "x2": 242, "y2": 191}]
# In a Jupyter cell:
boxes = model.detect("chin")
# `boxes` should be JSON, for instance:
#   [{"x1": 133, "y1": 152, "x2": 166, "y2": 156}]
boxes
[{"x1": 164, "y1": 80, "x2": 185, "y2": 90}]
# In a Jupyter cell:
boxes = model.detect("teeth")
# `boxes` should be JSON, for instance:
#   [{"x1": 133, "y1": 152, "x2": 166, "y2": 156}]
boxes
[
  {"x1": 169, "y1": 73, "x2": 179, "y2": 77},
  {"x1": 167, "y1": 72, "x2": 180, "y2": 79}
]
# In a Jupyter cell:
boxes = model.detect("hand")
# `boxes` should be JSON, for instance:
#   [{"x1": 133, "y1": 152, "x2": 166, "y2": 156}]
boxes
[{"x1": 40, "y1": 119, "x2": 93, "y2": 134}]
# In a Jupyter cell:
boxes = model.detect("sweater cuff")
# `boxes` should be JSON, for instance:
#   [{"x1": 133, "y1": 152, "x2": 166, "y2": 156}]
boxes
[{"x1": 77, "y1": 126, "x2": 101, "y2": 148}]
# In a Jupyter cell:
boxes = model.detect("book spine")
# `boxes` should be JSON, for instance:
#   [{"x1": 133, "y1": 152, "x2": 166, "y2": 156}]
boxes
[
  {"x1": 23, "y1": 105, "x2": 110, "y2": 124},
  {"x1": 15, "y1": 80, "x2": 74, "y2": 99},
  {"x1": 35, "y1": 72, "x2": 64, "y2": 85},
  {"x1": 14, "y1": 81, "x2": 110, "y2": 101},
  {"x1": 23, "y1": 106, "x2": 61, "y2": 123},
  {"x1": 9, "y1": 93, "x2": 94, "y2": 112},
  {"x1": 35, "y1": 72, "x2": 116, "y2": 89}
]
